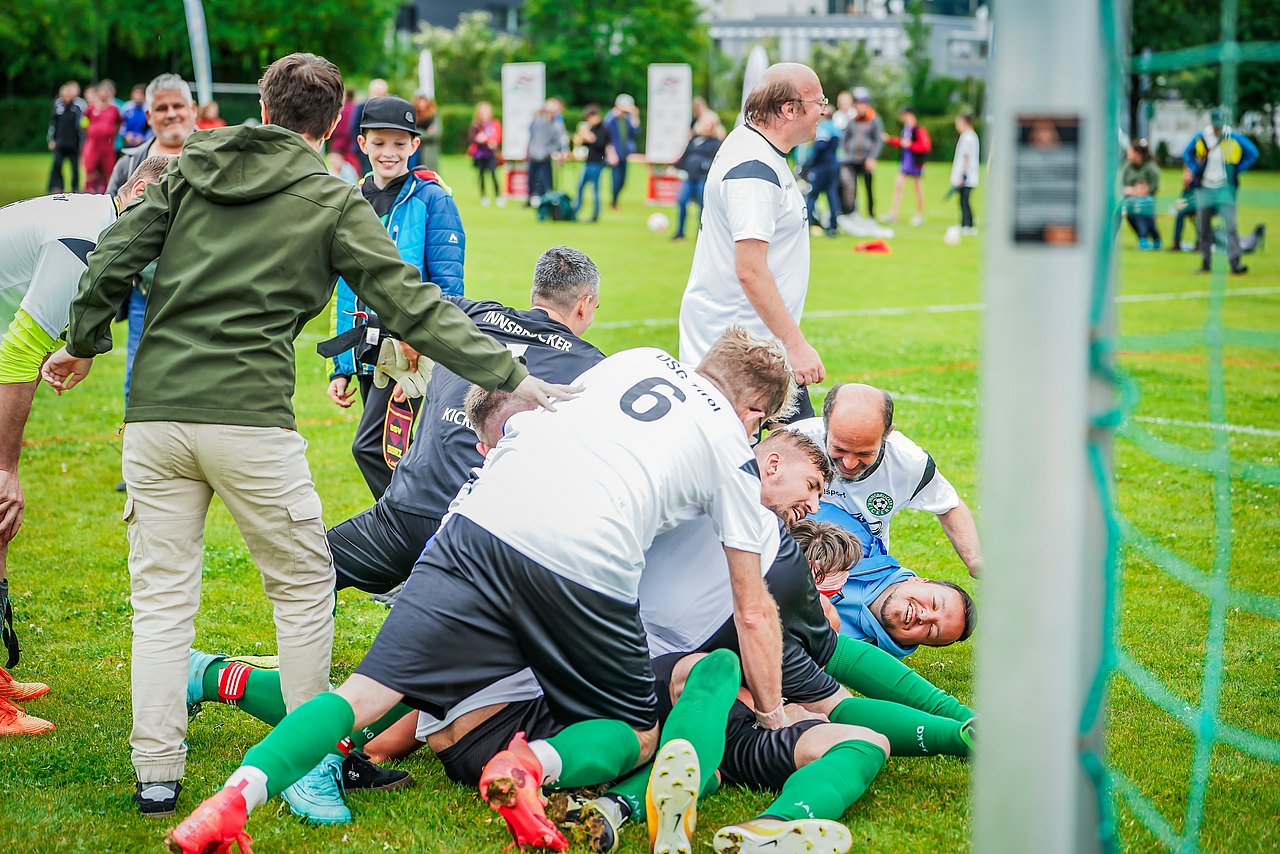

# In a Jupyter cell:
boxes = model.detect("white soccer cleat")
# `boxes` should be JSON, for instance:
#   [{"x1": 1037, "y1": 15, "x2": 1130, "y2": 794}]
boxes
[
  {"x1": 646, "y1": 738, "x2": 700, "y2": 854},
  {"x1": 713, "y1": 817, "x2": 853, "y2": 854}
]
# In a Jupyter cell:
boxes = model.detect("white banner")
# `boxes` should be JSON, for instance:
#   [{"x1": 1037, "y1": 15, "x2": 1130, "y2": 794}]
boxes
[
  {"x1": 501, "y1": 62, "x2": 545, "y2": 162},
  {"x1": 645, "y1": 64, "x2": 693, "y2": 164},
  {"x1": 417, "y1": 49, "x2": 435, "y2": 99}
]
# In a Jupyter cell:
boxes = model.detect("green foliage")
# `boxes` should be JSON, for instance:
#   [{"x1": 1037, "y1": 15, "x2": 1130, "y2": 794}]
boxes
[
  {"x1": 903, "y1": 0, "x2": 932, "y2": 107},
  {"x1": 0, "y1": 99, "x2": 56, "y2": 152},
  {"x1": 412, "y1": 12, "x2": 521, "y2": 105},
  {"x1": 709, "y1": 37, "x2": 778, "y2": 116},
  {"x1": 520, "y1": 0, "x2": 709, "y2": 107},
  {"x1": 809, "y1": 40, "x2": 872, "y2": 99}
]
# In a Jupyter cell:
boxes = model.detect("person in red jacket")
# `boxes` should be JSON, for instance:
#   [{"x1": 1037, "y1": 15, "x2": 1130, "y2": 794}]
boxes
[
  {"x1": 83, "y1": 80, "x2": 123, "y2": 194},
  {"x1": 882, "y1": 106, "x2": 931, "y2": 226}
]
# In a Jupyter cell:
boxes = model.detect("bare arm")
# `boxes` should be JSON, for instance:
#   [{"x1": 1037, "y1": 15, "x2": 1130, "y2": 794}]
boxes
[
  {"x1": 734, "y1": 239, "x2": 824, "y2": 385},
  {"x1": 938, "y1": 500, "x2": 983, "y2": 577},
  {"x1": 0, "y1": 381, "x2": 38, "y2": 541},
  {"x1": 725, "y1": 545, "x2": 785, "y2": 723}
]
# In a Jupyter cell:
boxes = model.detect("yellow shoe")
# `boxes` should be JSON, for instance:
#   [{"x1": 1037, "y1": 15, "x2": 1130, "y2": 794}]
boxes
[
  {"x1": 646, "y1": 738, "x2": 699, "y2": 854},
  {"x1": 713, "y1": 818, "x2": 852, "y2": 854}
]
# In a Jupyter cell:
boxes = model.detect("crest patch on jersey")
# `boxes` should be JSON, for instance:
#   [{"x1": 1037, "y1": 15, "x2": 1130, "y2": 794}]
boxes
[{"x1": 866, "y1": 492, "x2": 894, "y2": 516}]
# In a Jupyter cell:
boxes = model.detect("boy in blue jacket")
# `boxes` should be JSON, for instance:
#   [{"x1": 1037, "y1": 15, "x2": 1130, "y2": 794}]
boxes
[{"x1": 326, "y1": 96, "x2": 467, "y2": 497}]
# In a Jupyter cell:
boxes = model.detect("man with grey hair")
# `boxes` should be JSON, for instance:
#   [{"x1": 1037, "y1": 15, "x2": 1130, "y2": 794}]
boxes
[
  {"x1": 679, "y1": 62, "x2": 825, "y2": 422},
  {"x1": 323, "y1": 245, "x2": 606, "y2": 597},
  {"x1": 105, "y1": 73, "x2": 198, "y2": 418},
  {"x1": 789, "y1": 382, "x2": 984, "y2": 577}
]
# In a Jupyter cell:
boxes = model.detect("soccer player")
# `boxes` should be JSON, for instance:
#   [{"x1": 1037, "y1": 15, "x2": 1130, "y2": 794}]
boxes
[
  {"x1": 167, "y1": 328, "x2": 799, "y2": 853},
  {"x1": 41, "y1": 52, "x2": 573, "y2": 817},
  {"x1": 790, "y1": 382, "x2": 985, "y2": 577},
  {"x1": 0, "y1": 155, "x2": 171, "y2": 735},
  {"x1": 328, "y1": 245, "x2": 606, "y2": 598}
]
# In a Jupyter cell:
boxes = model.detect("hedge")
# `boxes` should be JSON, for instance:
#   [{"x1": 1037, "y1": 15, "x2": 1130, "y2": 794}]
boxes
[{"x1": 0, "y1": 98, "x2": 55, "y2": 153}]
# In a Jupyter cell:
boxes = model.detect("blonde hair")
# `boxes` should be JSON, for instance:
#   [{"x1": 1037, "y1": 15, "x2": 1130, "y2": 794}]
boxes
[{"x1": 696, "y1": 327, "x2": 797, "y2": 424}]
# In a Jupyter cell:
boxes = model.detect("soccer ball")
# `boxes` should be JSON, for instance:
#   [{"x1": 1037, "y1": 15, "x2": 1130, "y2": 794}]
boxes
[
  {"x1": 647, "y1": 212, "x2": 670, "y2": 233},
  {"x1": 943, "y1": 225, "x2": 962, "y2": 245}
]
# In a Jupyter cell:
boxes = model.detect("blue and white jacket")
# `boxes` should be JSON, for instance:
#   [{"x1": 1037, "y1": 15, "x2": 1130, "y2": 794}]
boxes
[{"x1": 329, "y1": 168, "x2": 466, "y2": 379}]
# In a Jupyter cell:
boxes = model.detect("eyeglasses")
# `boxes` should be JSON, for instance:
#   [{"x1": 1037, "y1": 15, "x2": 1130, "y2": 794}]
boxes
[{"x1": 792, "y1": 96, "x2": 830, "y2": 108}]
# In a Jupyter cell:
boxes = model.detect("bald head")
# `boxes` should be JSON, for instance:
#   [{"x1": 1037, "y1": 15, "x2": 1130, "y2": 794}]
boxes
[
  {"x1": 369, "y1": 78, "x2": 389, "y2": 98},
  {"x1": 743, "y1": 62, "x2": 824, "y2": 151},
  {"x1": 821, "y1": 384, "x2": 895, "y2": 481}
]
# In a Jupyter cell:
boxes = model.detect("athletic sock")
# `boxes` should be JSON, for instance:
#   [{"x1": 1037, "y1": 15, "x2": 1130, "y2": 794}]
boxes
[
  {"x1": 241, "y1": 692, "x2": 356, "y2": 800},
  {"x1": 830, "y1": 696, "x2": 971, "y2": 757},
  {"x1": 657, "y1": 648, "x2": 741, "y2": 795},
  {"x1": 604, "y1": 764, "x2": 649, "y2": 818},
  {"x1": 543, "y1": 720, "x2": 642, "y2": 787},
  {"x1": 348, "y1": 702, "x2": 416, "y2": 750},
  {"x1": 758, "y1": 739, "x2": 886, "y2": 822},
  {"x1": 824, "y1": 635, "x2": 974, "y2": 721},
  {"x1": 203, "y1": 661, "x2": 287, "y2": 727}
]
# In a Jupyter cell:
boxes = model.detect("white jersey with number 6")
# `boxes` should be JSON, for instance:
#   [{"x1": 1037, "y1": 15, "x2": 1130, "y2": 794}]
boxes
[{"x1": 455, "y1": 347, "x2": 767, "y2": 604}]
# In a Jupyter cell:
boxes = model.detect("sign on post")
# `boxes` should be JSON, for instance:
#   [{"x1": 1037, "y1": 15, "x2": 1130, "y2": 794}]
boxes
[
  {"x1": 501, "y1": 62, "x2": 546, "y2": 163},
  {"x1": 645, "y1": 64, "x2": 692, "y2": 164}
]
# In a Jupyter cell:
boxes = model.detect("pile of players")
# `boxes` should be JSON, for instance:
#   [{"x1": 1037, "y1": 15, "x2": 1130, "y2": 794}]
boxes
[{"x1": 1, "y1": 52, "x2": 981, "y2": 854}]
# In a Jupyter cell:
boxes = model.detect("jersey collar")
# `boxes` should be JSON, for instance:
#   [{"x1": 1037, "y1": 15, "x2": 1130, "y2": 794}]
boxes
[{"x1": 744, "y1": 123, "x2": 789, "y2": 160}]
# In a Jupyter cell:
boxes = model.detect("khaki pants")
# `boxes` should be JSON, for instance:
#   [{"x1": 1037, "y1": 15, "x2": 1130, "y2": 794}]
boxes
[{"x1": 122, "y1": 422, "x2": 335, "y2": 783}]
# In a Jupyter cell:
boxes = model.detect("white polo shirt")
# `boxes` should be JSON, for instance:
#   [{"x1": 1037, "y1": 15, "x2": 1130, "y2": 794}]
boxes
[
  {"x1": 678, "y1": 123, "x2": 810, "y2": 365},
  {"x1": 788, "y1": 418, "x2": 960, "y2": 550}
]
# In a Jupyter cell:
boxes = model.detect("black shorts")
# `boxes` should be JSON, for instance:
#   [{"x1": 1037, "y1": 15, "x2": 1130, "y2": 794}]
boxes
[
  {"x1": 435, "y1": 697, "x2": 564, "y2": 786},
  {"x1": 327, "y1": 500, "x2": 439, "y2": 594},
  {"x1": 355, "y1": 514, "x2": 658, "y2": 730},
  {"x1": 719, "y1": 701, "x2": 822, "y2": 790}
]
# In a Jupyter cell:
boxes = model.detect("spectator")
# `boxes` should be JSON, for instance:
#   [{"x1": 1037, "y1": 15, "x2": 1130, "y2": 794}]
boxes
[
  {"x1": 882, "y1": 106, "x2": 931, "y2": 226},
  {"x1": 604, "y1": 94, "x2": 641, "y2": 209},
  {"x1": 1121, "y1": 140, "x2": 1162, "y2": 249},
  {"x1": 468, "y1": 101, "x2": 503, "y2": 207},
  {"x1": 831, "y1": 90, "x2": 855, "y2": 133},
  {"x1": 690, "y1": 95, "x2": 710, "y2": 132},
  {"x1": 330, "y1": 89, "x2": 357, "y2": 166},
  {"x1": 119, "y1": 84, "x2": 149, "y2": 151},
  {"x1": 411, "y1": 95, "x2": 442, "y2": 172},
  {"x1": 1183, "y1": 106, "x2": 1258, "y2": 275},
  {"x1": 326, "y1": 150, "x2": 358, "y2": 183},
  {"x1": 839, "y1": 87, "x2": 882, "y2": 217},
  {"x1": 671, "y1": 112, "x2": 723, "y2": 241},
  {"x1": 350, "y1": 78, "x2": 390, "y2": 175},
  {"x1": 573, "y1": 104, "x2": 612, "y2": 223},
  {"x1": 47, "y1": 82, "x2": 86, "y2": 193},
  {"x1": 527, "y1": 98, "x2": 569, "y2": 205},
  {"x1": 196, "y1": 101, "x2": 227, "y2": 130},
  {"x1": 802, "y1": 104, "x2": 841, "y2": 236},
  {"x1": 83, "y1": 81, "x2": 123, "y2": 194},
  {"x1": 951, "y1": 113, "x2": 980, "y2": 235}
]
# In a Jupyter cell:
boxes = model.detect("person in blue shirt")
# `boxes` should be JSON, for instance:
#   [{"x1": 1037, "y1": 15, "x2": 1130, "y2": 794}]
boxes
[
  {"x1": 1182, "y1": 108, "x2": 1259, "y2": 275},
  {"x1": 604, "y1": 94, "x2": 641, "y2": 210},
  {"x1": 326, "y1": 96, "x2": 467, "y2": 498},
  {"x1": 803, "y1": 105, "x2": 841, "y2": 236}
]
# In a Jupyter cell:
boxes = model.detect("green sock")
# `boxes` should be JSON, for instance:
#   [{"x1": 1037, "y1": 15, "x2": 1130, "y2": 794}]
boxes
[
  {"x1": 605, "y1": 764, "x2": 650, "y2": 818},
  {"x1": 545, "y1": 719, "x2": 642, "y2": 787},
  {"x1": 658, "y1": 648, "x2": 742, "y2": 795},
  {"x1": 830, "y1": 696, "x2": 971, "y2": 757},
  {"x1": 760, "y1": 739, "x2": 886, "y2": 821},
  {"x1": 824, "y1": 635, "x2": 974, "y2": 721},
  {"x1": 349, "y1": 702, "x2": 416, "y2": 749},
  {"x1": 202, "y1": 660, "x2": 288, "y2": 727},
  {"x1": 243, "y1": 692, "x2": 356, "y2": 799}
]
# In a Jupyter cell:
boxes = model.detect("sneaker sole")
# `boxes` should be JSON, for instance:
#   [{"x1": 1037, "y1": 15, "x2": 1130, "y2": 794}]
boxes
[
  {"x1": 713, "y1": 820, "x2": 852, "y2": 854},
  {"x1": 649, "y1": 739, "x2": 699, "y2": 854},
  {"x1": 347, "y1": 772, "x2": 414, "y2": 793}
]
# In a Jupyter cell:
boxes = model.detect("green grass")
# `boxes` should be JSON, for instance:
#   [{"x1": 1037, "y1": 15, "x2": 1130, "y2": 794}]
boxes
[{"x1": 1, "y1": 152, "x2": 1277, "y2": 852}]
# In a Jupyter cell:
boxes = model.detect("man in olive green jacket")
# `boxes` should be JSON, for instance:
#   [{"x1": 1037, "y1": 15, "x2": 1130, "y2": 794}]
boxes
[{"x1": 42, "y1": 53, "x2": 574, "y2": 816}]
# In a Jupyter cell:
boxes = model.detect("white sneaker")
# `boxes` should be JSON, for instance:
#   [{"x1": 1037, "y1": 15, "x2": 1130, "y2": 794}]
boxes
[
  {"x1": 496, "y1": 196, "x2": 507, "y2": 208},
  {"x1": 647, "y1": 739, "x2": 699, "y2": 854},
  {"x1": 910, "y1": 214, "x2": 925, "y2": 226},
  {"x1": 713, "y1": 818, "x2": 852, "y2": 854},
  {"x1": 480, "y1": 197, "x2": 491, "y2": 207},
  {"x1": 961, "y1": 226, "x2": 979, "y2": 236}
]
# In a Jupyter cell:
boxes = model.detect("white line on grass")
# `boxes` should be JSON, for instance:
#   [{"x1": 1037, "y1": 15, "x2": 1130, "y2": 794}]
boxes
[{"x1": 593, "y1": 286, "x2": 1280, "y2": 330}]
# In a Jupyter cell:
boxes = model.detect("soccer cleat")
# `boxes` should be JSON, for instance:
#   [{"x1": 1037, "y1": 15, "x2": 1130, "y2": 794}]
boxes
[
  {"x1": 646, "y1": 738, "x2": 699, "y2": 854},
  {"x1": 960, "y1": 718, "x2": 976, "y2": 750},
  {"x1": 166, "y1": 784, "x2": 254, "y2": 853},
  {"x1": 558, "y1": 793, "x2": 626, "y2": 853},
  {"x1": 282, "y1": 754, "x2": 351, "y2": 825},
  {"x1": 0, "y1": 665, "x2": 50, "y2": 702},
  {"x1": 479, "y1": 731, "x2": 568, "y2": 851},
  {"x1": 0, "y1": 696, "x2": 54, "y2": 736},
  {"x1": 712, "y1": 818, "x2": 853, "y2": 854},
  {"x1": 342, "y1": 750, "x2": 413, "y2": 792},
  {"x1": 134, "y1": 780, "x2": 182, "y2": 818},
  {"x1": 186, "y1": 649, "x2": 226, "y2": 717}
]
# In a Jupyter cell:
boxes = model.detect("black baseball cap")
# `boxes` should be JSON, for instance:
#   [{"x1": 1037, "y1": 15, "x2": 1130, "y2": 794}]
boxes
[{"x1": 360, "y1": 96, "x2": 419, "y2": 136}]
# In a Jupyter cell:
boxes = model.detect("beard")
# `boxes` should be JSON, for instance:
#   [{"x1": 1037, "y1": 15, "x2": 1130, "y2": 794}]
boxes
[{"x1": 835, "y1": 440, "x2": 887, "y2": 484}]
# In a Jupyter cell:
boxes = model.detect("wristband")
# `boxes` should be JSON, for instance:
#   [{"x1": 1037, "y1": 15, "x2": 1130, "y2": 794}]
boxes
[{"x1": 755, "y1": 702, "x2": 786, "y2": 729}]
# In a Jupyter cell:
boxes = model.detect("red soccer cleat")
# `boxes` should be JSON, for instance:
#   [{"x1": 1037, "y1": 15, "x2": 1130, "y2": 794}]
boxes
[
  {"x1": 0, "y1": 696, "x2": 54, "y2": 736},
  {"x1": 479, "y1": 732, "x2": 568, "y2": 851},
  {"x1": 165, "y1": 784, "x2": 254, "y2": 854},
  {"x1": 0, "y1": 666, "x2": 50, "y2": 702}
]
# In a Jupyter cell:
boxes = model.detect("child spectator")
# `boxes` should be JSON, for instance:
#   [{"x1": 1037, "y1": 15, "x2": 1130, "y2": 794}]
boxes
[
  {"x1": 467, "y1": 101, "x2": 503, "y2": 206},
  {"x1": 672, "y1": 112, "x2": 723, "y2": 240},
  {"x1": 1121, "y1": 140, "x2": 1161, "y2": 249},
  {"x1": 83, "y1": 81, "x2": 123, "y2": 193},
  {"x1": 950, "y1": 114, "x2": 980, "y2": 235},
  {"x1": 196, "y1": 101, "x2": 227, "y2": 130},
  {"x1": 573, "y1": 104, "x2": 613, "y2": 223},
  {"x1": 119, "y1": 84, "x2": 150, "y2": 150},
  {"x1": 883, "y1": 106, "x2": 931, "y2": 225},
  {"x1": 802, "y1": 105, "x2": 841, "y2": 236}
]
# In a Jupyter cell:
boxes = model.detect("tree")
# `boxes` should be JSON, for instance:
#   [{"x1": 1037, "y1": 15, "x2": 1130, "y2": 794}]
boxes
[
  {"x1": 413, "y1": 11, "x2": 521, "y2": 104},
  {"x1": 903, "y1": 0, "x2": 932, "y2": 106},
  {"x1": 810, "y1": 40, "x2": 872, "y2": 99},
  {"x1": 521, "y1": 0, "x2": 709, "y2": 107}
]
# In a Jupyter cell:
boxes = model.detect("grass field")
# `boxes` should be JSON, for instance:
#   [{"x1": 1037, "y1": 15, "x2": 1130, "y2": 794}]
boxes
[{"x1": 0, "y1": 151, "x2": 1277, "y2": 853}]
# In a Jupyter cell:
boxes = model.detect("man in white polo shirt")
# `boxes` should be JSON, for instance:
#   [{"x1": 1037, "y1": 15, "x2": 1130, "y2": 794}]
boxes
[
  {"x1": 679, "y1": 62, "x2": 824, "y2": 420},
  {"x1": 790, "y1": 383, "x2": 984, "y2": 577}
]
